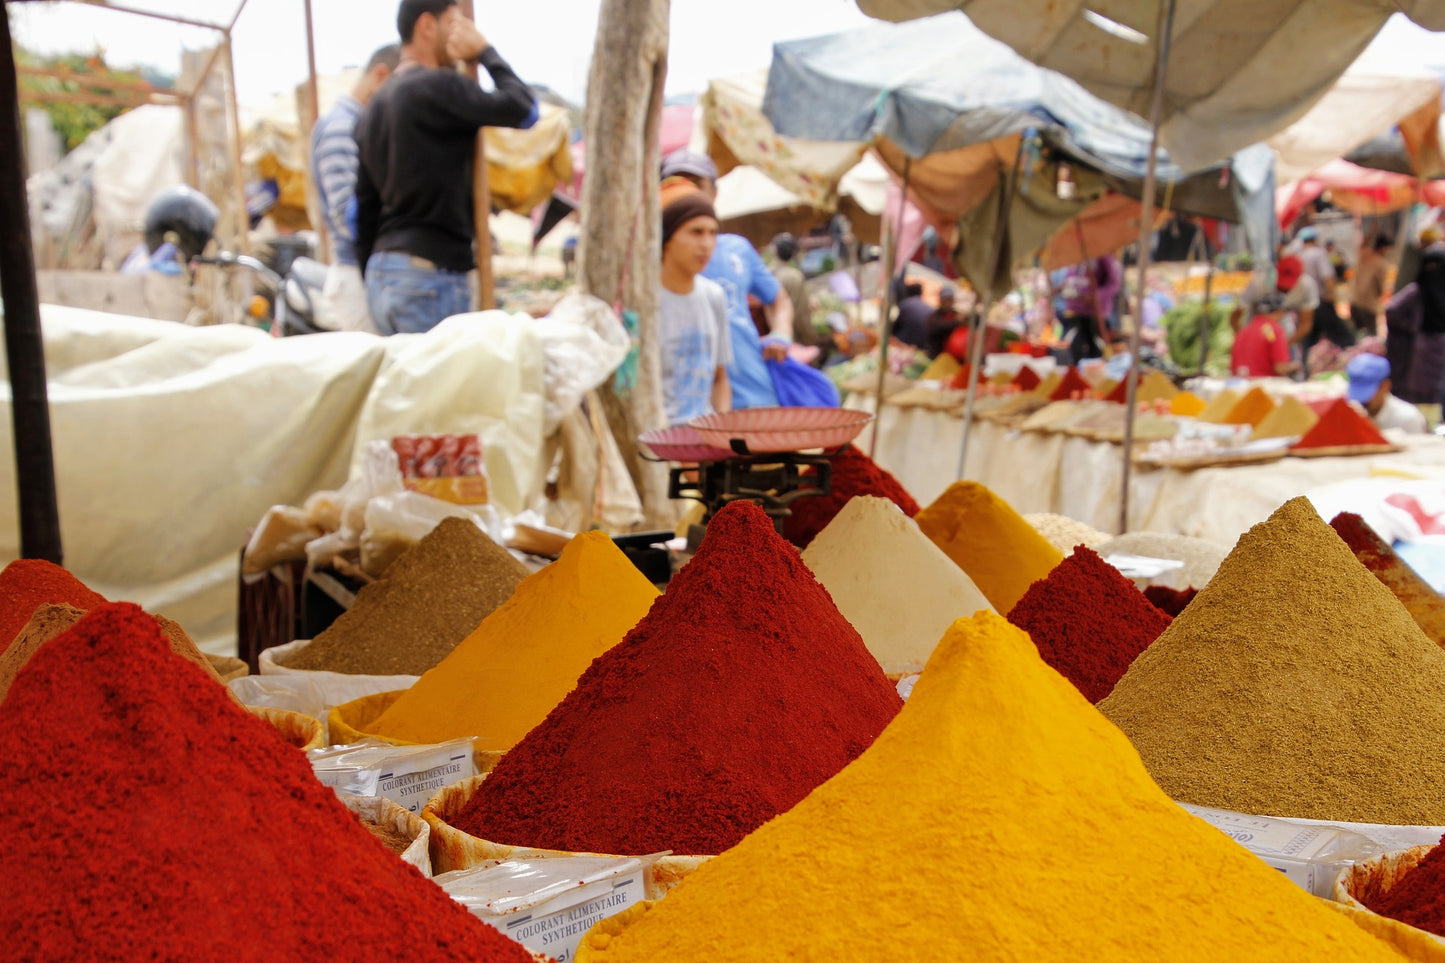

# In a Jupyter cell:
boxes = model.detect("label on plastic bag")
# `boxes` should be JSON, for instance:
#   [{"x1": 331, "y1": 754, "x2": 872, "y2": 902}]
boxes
[
  {"x1": 310, "y1": 738, "x2": 475, "y2": 813},
  {"x1": 1180, "y1": 803, "x2": 1384, "y2": 898},
  {"x1": 437, "y1": 854, "x2": 658, "y2": 963}
]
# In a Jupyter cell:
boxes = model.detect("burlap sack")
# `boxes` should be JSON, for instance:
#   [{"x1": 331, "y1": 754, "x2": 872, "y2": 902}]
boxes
[
  {"x1": 1331, "y1": 846, "x2": 1445, "y2": 953},
  {"x1": 340, "y1": 793, "x2": 431, "y2": 876},
  {"x1": 421, "y1": 773, "x2": 709, "y2": 897},
  {"x1": 328, "y1": 690, "x2": 505, "y2": 774},
  {"x1": 248, "y1": 705, "x2": 325, "y2": 751}
]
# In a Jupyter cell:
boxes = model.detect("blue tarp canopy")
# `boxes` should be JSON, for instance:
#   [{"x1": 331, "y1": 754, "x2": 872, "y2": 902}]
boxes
[{"x1": 761, "y1": 13, "x2": 1275, "y2": 257}]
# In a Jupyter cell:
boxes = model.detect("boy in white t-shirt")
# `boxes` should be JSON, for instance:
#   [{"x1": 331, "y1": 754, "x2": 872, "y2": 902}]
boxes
[{"x1": 658, "y1": 182, "x2": 732, "y2": 425}]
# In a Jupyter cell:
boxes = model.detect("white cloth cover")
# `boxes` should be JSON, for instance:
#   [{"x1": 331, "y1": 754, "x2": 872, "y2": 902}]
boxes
[{"x1": 0, "y1": 306, "x2": 547, "y2": 654}]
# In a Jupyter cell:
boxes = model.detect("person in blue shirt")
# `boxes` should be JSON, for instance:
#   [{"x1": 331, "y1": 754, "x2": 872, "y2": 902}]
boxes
[
  {"x1": 660, "y1": 150, "x2": 795, "y2": 409},
  {"x1": 310, "y1": 43, "x2": 399, "y2": 333}
]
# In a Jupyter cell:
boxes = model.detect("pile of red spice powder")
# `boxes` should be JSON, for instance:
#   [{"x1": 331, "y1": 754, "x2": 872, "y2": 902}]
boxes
[
  {"x1": 1007, "y1": 546, "x2": 1172, "y2": 703},
  {"x1": 0, "y1": 558, "x2": 106, "y2": 653},
  {"x1": 1291, "y1": 399, "x2": 1388, "y2": 449},
  {"x1": 0, "y1": 603, "x2": 534, "y2": 963},
  {"x1": 1361, "y1": 837, "x2": 1445, "y2": 938},
  {"x1": 1144, "y1": 585, "x2": 1199, "y2": 618},
  {"x1": 454, "y1": 501, "x2": 904, "y2": 856},
  {"x1": 1049, "y1": 367, "x2": 1092, "y2": 401},
  {"x1": 1330, "y1": 511, "x2": 1445, "y2": 646},
  {"x1": 782, "y1": 444, "x2": 919, "y2": 548},
  {"x1": 1012, "y1": 366, "x2": 1042, "y2": 392}
]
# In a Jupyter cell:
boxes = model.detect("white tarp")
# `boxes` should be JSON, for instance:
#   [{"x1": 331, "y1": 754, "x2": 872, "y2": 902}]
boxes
[{"x1": 0, "y1": 307, "x2": 547, "y2": 653}]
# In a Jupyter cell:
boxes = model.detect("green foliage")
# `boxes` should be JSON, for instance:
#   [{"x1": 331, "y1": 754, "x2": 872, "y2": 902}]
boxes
[
  {"x1": 1161, "y1": 299, "x2": 1236, "y2": 378},
  {"x1": 16, "y1": 46, "x2": 174, "y2": 152}
]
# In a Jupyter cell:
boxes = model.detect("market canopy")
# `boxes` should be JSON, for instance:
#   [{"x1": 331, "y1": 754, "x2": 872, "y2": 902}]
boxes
[
  {"x1": 761, "y1": 13, "x2": 1276, "y2": 271},
  {"x1": 852, "y1": 0, "x2": 1445, "y2": 173},
  {"x1": 1277, "y1": 159, "x2": 1445, "y2": 229}
]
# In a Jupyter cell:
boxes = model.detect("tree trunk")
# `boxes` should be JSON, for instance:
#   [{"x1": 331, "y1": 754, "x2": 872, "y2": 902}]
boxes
[{"x1": 578, "y1": 0, "x2": 672, "y2": 528}]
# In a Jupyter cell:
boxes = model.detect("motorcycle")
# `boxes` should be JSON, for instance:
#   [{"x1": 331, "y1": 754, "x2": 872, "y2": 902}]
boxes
[{"x1": 191, "y1": 249, "x2": 334, "y2": 337}]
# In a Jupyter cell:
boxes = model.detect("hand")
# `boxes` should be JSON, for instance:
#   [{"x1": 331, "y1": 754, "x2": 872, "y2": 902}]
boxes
[
  {"x1": 761, "y1": 340, "x2": 790, "y2": 362},
  {"x1": 446, "y1": 18, "x2": 489, "y2": 63}
]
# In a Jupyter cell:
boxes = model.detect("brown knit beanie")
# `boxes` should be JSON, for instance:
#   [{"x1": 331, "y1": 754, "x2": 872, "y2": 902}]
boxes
[{"x1": 661, "y1": 178, "x2": 717, "y2": 248}]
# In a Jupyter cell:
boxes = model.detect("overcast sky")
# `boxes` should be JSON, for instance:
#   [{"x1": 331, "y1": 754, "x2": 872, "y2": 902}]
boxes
[{"x1": 10, "y1": 0, "x2": 875, "y2": 106}]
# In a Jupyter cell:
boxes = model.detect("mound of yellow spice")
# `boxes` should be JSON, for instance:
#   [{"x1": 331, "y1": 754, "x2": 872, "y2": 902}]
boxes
[
  {"x1": 914, "y1": 481, "x2": 1062, "y2": 612},
  {"x1": 575, "y1": 611, "x2": 1421, "y2": 962},
  {"x1": 366, "y1": 532, "x2": 659, "y2": 749}
]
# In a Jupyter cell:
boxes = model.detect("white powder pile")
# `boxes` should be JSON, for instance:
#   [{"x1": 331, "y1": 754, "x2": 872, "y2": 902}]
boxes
[
  {"x1": 1095, "y1": 532, "x2": 1230, "y2": 590},
  {"x1": 802, "y1": 496, "x2": 994, "y2": 676},
  {"x1": 1024, "y1": 513, "x2": 1110, "y2": 555}
]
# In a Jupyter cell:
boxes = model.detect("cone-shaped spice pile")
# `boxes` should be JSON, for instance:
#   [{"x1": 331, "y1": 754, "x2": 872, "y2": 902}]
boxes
[
  {"x1": 1101, "y1": 497, "x2": 1445, "y2": 824},
  {"x1": 453, "y1": 501, "x2": 902, "y2": 855},
  {"x1": 575, "y1": 612, "x2": 1423, "y2": 963}
]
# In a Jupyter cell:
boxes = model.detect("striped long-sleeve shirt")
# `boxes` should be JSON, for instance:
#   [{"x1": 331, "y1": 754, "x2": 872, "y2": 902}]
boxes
[{"x1": 310, "y1": 94, "x2": 364, "y2": 266}]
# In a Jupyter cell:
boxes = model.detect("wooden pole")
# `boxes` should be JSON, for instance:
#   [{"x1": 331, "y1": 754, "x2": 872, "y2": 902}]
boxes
[
  {"x1": 457, "y1": 0, "x2": 494, "y2": 309},
  {"x1": 577, "y1": 0, "x2": 671, "y2": 526},
  {"x1": 0, "y1": 5, "x2": 63, "y2": 564},
  {"x1": 184, "y1": 95, "x2": 201, "y2": 188},
  {"x1": 1118, "y1": 0, "x2": 1178, "y2": 535},
  {"x1": 302, "y1": 0, "x2": 330, "y2": 263},
  {"x1": 869, "y1": 155, "x2": 911, "y2": 460},
  {"x1": 223, "y1": 35, "x2": 249, "y2": 254},
  {"x1": 956, "y1": 135, "x2": 1027, "y2": 480},
  {"x1": 69, "y1": 0, "x2": 227, "y2": 32}
]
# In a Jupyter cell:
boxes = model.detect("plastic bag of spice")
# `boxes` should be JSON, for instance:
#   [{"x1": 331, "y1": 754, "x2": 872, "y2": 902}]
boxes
[
  {"x1": 421, "y1": 773, "x2": 710, "y2": 895},
  {"x1": 311, "y1": 736, "x2": 479, "y2": 815},
  {"x1": 258, "y1": 638, "x2": 419, "y2": 711},
  {"x1": 339, "y1": 792, "x2": 432, "y2": 876}
]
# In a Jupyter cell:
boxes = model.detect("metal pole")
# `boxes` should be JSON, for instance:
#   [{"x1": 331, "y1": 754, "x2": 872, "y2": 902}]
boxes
[
  {"x1": 956, "y1": 133, "x2": 1028, "y2": 480},
  {"x1": 0, "y1": 6, "x2": 63, "y2": 563},
  {"x1": 223, "y1": 36, "x2": 249, "y2": 254},
  {"x1": 869, "y1": 156, "x2": 911, "y2": 460},
  {"x1": 458, "y1": 0, "x2": 495, "y2": 309},
  {"x1": 1119, "y1": 0, "x2": 1177, "y2": 535},
  {"x1": 70, "y1": 0, "x2": 227, "y2": 32}
]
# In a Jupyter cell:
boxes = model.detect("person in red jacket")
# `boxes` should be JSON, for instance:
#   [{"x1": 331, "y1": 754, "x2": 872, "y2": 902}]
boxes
[{"x1": 1230, "y1": 292, "x2": 1297, "y2": 378}]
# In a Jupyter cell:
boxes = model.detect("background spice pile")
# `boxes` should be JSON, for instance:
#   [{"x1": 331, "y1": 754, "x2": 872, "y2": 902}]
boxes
[{"x1": 286, "y1": 517, "x2": 529, "y2": 676}]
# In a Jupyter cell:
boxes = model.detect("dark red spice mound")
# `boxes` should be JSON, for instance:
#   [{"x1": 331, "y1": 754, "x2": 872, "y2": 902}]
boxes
[
  {"x1": 1007, "y1": 547, "x2": 1172, "y2": 703},
  {"x1": 1361, "y1": 836, "x2": 1445, "y2": 938},
  {"x1": 1012, "y1": 366, "x2": 1042, "y2": 392},
  {"x1": 782, "y1": 444, "x2": 919, "y2": 549},
  {"x1": 1330, "y1": 511, "x2": 1391, "y2": 566},
  {"x1": 1049, "y1": 367, "x2": 1091, "y2": 401},
  {"x1": 0, "y1": 603, "x2": 532, "y2": 963},
  {"x1": 0, "y1": 559, "x2": 106, "y2": 654},
  {"x1": 1143, "y1": 585, "x2": 1198, "y2": 618},
  {"x1": 454, "y1": 501, "x2": 903, "y2": 856}
]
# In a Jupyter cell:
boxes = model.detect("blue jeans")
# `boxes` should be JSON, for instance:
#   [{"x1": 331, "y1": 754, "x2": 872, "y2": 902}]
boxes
[{"x1": 364, "y1": 252, "x2": 472, "y2": 335}]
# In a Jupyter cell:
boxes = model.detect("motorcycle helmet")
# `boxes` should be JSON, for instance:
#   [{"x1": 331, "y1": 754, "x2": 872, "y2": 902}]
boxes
[{"x1": 143, "y1": 185, "x2": 219, "y2": 263}]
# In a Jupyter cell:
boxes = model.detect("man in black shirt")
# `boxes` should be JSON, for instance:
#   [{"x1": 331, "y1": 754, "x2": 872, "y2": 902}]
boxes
[{"x1": 355, "y1": 0, "x2": 537, "y2": 334}]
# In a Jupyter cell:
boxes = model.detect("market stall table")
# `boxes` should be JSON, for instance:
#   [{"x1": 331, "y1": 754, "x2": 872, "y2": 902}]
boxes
[{"x1": 849, "y1": 396, "x2": 1445, "y2": 544}]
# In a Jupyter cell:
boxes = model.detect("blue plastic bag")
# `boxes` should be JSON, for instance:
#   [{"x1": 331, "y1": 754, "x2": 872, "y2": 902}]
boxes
[{"x1": 768, "y1": 357, "x2": 840, "y2": 408}]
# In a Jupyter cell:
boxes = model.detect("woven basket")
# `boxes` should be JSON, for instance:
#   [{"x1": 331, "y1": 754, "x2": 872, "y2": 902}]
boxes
[
  {"x1": 1331, "y1": 846, "x2": 1445, "y2": 953},
  {"x1": 421, "y1": 773, "x2": 709, "y2": 897},
  {"x1": 248, "y1": 705, "x2": 324, "y2": 751},
  {"x1": 340, "y1": 793, "x2": 431, "y2": 876}
]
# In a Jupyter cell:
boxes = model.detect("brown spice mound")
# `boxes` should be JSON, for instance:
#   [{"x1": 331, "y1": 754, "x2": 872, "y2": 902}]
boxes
[
  {"x1": 1100, "y1": 496, "x2": 1445, "y2": 825},
  {"x1": 360, "y1": 815, "x2": 414, "y2": 856},
  {"x1": 0, "y1": 603, "x2": 235, "y2": 704},
  {"x1": 1330, "y1": 512, "x2": 1445, "y2": 648},
  {"x1": 286, "y1": 517, "x2": 529, "y2": 676}
]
